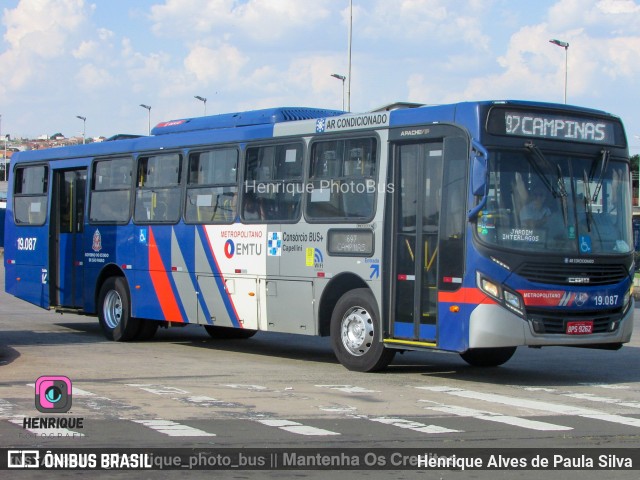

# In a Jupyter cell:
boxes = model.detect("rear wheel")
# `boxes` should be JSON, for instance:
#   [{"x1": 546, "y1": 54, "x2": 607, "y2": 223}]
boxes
[
  {"x1": 459, "y1": 347, "x2": 516, "y2": 367},
  {"x1": 330, "y1": 288, "x2": 395, "y2": 372},
  {"x1": 98, "y1": 277, "x2": 141, "y2": 341},
  {"x1": 204, "y1": 325, "x2": 257, "y2": 339},
  {"x1": 134, "y1": 319, "x2": 159, "y2": 341}
]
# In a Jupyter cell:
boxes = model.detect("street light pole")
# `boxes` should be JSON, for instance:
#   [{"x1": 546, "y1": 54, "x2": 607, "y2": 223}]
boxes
[
  {"x1": 76, "y1": 115, "x2": 86, "y2": 144},
  {"x1": 194, "y1": 96, "x2": 207, "y2": 115},
  {"x1": 549, "y1": 38, "x2": 569, "y2": 104},
  {"x1": 140, "y1": 104, "x2": 151, "y2": 135},
  {"x1": 635, "y1": 135, "x2": 640, "y2": 207},
  {"x1": 330, "y1": 74, "x2": 346, "y2": 110},
  {"x1": 3, "y1": 135, "x2": 7, "y2": 182},
  {"x1": 347, "y1": 0, "x2": 352, "y2": 112}
]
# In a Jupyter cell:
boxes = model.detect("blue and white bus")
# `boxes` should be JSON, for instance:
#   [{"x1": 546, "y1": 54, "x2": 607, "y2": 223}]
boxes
[{"x1": 4, "y1": 100, "x2": 634, "y2": 371}]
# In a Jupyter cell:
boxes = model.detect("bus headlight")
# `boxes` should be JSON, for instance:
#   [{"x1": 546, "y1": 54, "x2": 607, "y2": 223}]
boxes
[
  {"x1": 477, "y1": 272, "x2": 525, "y2": 317},
  {"x1": 479, "y1": 276, "x2": 500, "y2": 299},
  {"x1": 503, "y1": 289, "x2": 524, "y2": 316}
]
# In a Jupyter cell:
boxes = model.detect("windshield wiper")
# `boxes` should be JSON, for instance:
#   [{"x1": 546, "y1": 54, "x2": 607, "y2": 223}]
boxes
[
  {"x1": 524, "y1": 141, "x2": 566, "y2": 198},
  {"x1": 583, "y1": 170, "x2": 593, "y2": 232},
  {"x1": 556, "y1": 163, "x2": 569, "y2": 226},
  {"x1": 525, "y1": 141, "x2": 568, "y2": 226},
  {"x1": 589, "y1": 149, "x2": 610, "y2": 203}
]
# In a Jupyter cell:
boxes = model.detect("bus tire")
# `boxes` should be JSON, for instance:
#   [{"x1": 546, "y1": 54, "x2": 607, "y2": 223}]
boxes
[
  {"x1": 134, "y1": 320, "x2": 159, "y2": 341},
  {"x1": 459, "y1": 346, "x2": 516, "y2": 367},
  {"x1": 330, "y1": 288, "x2": 395, "y2": 372},
  {"x1": 98, "y1": 277, "x2": 141, "y2": 342},
  {"x1": 204, "y1": 325, "x2": 257, "y2": 339}
]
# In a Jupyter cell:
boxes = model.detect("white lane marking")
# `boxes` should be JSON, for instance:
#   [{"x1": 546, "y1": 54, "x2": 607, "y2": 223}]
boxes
[
  {"x1": 70, "y1": 387, "x2": 96, "y2": 397},
  {"x1": 523, "y1": 387, "x2": 557, "y2": 393},
  {"x1": 8, "y1": 417, "x2": 85, "y2": 437},
  {"x1": 256, "y1": 419, "x2": 340, "y2": 436},
  {"x1": 421, "y1": 402, "x2": 572, "y2": 431},
  {"x1": 127, "y1": 385, "x2": 243, "y2": 407},
  {"x1": 223, "y1": 384, "x2": 268, "y2": 391},
  {"x1": 368, "y1": 417, "x2": 459, "y2": 434},
  {"x1": 179, "y1": 395, "x2": 242, "y2": 408},
  {"x1": 578, "y1": 383, "x2": 630, "y2": 390},
  {"x1": 315, "y1": 385, "x2": 380, "y2": 394},
  {"x1": 518, "y1": 384, "x2": 640, "y2": 409},
  {"x1": 417, "y1": 386, "x2": 640, "y2": 428},
  {"x1": 132, "y1": 419, "x2": 215, "y2": 437},
  {"x1": 319, "y1": 406, "x2": 358, "y2": 413},
  {"x1": 0, "y1": 399, "x2": 15, "y2": 418},
  {"x1": 27, "y1": 383, "x2": 95, "y2": 397},
  {"x1": 126, "y1": 384, "x2": 189, "y2": 395},
  {"x1": 563, "y1": 393, "x2": 640, "y2": 409}
]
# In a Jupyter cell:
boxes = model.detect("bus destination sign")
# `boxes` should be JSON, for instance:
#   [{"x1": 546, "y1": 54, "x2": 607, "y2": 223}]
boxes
[
  {"x1": 327, "y1": 229, "x2": 374, "y2": 257},
  {"x1": 487, "y1": 108, "x2": 621, "y2": 145}
]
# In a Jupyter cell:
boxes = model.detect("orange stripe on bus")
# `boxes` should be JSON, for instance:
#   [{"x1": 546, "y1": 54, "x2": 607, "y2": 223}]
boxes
[
  {"x1": 148, "y1": 228, "x2": 184, "y2": 322},
  {"x1": 438, "y1": 288, "x2": 497, "y2": 305}
]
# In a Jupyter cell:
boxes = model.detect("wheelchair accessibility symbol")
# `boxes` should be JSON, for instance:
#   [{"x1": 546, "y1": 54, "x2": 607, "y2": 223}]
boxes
[
  {"x1": 139, "y1": 228, "x2": 147, "y2": 244},
  {"x1": 579, "y1": 235, "x2": 591, "y2": 253}
]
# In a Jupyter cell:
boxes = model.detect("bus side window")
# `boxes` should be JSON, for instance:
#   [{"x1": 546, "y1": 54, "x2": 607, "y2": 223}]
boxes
[
  {"x1": 242, "y1": 143, "x2": 303, "y2": 223},
  {"x1": 13, "y1": 165, "x2": 49, "y2": 225},
  {"x1": 89, "y1": 157, "x2": 132, "y2": 224},
  {"x1": 133, "y1": 153, "x2": 182, "y2": 224},
  {"x1": 185, "y1": 148, "x2": 238, "y2": 224},
  {"x1": 306, "y1": 137, "x2": 377, "y2": 221}
]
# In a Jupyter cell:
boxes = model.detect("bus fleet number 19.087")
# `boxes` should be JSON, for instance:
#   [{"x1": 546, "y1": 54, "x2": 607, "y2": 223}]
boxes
[{"x1": 16, "y1": 237, "x2": 37, "y2": 251}]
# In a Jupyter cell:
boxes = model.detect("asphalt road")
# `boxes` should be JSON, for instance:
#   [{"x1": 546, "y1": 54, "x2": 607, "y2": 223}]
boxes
[{"x1": 1, "y1": 259, "x2": 640, "y2": 479}]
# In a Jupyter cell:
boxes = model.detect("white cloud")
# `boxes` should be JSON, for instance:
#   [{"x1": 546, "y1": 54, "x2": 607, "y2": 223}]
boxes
[
  {"x1": 1, "y1": 0, "x2": 639, "y2": 144},
  {"x1": 73, "y1": 40, "x2": 99, "y2": 59},
  {"x1": 0, "y1": 0, "x2": 92, "y2": 95},
  {"x1": 3, "y1": 0, "x2": 89, "y2": 55},
  {"x1": 183, "y1": 43, "x2": 248, "y2": 83},
  {"x1": 453, "y1": 0, "x2": 640, "y2": 105},
  {"x1": 356, "y1": 0, "x2": 491, "y2": 51},
  {"x1": 597, "y1": 0, "x2": 640, "y2": 14},
  {"x1": 149, "y1": 0, "x2": 332, "y2": 42},
  {"x1": 75, "y1": 63, "x2": 115, "y2": 90}
]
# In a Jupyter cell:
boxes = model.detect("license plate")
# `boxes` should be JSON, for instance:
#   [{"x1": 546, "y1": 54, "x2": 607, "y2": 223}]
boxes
[{"x1": 566, "y1": 321, "x2": 594, "y2": 335}]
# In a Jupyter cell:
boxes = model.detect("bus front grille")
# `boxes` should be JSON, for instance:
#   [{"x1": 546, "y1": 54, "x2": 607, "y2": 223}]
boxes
[{"x1": 516, "y1": 263, "x2": 628, "y2": 286}]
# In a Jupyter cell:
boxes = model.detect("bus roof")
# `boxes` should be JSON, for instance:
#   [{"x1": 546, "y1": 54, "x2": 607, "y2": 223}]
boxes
[
  {"x1": 151, "y1": 107, "x2": 345, "y2": 135},
  {"x1": 10, "y1": 100, "x2": 622, "y2": 165},
  {"x1": 10, "y1": 107, "x2": 344, "y2": 164}
]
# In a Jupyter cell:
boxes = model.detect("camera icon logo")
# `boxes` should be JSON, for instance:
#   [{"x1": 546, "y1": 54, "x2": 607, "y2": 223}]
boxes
[{"x1": 35, "y1": 376, "x2": 72, "y2": 413}]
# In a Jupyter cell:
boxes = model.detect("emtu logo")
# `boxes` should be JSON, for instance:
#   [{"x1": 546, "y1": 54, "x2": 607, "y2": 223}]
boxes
[
  {"x1": 224, "y1": 239, "x2": 235, "y2": 259},
  {"x1": 35, "y1": 376, "x2": 72, "y2": 413}
]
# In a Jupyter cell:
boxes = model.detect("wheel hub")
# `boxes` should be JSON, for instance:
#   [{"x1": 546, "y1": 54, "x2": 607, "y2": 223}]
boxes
[
  {"x1": 341, "y1": 306, "x2": 374, "y2": 356},
  {"x1": 103, "y1": 290, "x2": 123, "y2": 329}
]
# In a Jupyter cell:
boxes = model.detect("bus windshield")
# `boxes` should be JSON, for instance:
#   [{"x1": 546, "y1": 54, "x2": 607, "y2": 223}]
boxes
[{"x1": 476, "y1": 148, "x2": 633, "y2": 255}]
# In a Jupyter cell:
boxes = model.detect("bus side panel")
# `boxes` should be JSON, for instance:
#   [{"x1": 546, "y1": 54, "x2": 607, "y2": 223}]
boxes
[
  {"x1": 436, "y1": 294, "x2": 473, "y2": 352},
  {"x1": 82, "y1": 224, "x2": 135, "y2": 314},
  {"x1": 196, "y1": 224, "x2": 262, "y2": 330},
  {"x1": 130, "y1": 225, "x2": 187, "y2": 323},
  {"x1": 435, "y1": 230, "x2": 504, "y2": 352},
  {"x1": 4, "y1": 219, "x2": 50, "y2": 308}
]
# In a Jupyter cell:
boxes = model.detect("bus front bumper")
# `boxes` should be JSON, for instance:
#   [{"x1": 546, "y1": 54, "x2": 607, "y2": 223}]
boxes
[{"x1": 468, "y1": 301, "x2": 634, "y2": 349}]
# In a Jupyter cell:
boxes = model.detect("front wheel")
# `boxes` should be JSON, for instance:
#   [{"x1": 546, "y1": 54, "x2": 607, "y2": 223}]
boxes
[
  {"x1": 330, "y1": 289, "x2": 395, "y2": 372},
  {"x1": 98, "y1": 277, "x2": 141, "y2": 341},
  {"x1": 459, "y1": 346, "x2": 516, "y2": 367}
]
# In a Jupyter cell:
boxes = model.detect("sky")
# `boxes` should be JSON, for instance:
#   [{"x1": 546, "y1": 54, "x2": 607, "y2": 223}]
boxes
[{"x1": 1, "y1": 0, "x2": 640, "y2": 155}]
